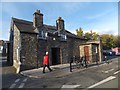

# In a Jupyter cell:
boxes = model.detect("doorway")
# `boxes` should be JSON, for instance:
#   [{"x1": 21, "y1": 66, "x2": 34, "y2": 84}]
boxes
[
  {"x1": 51, "y1": 48, "x2": 60, "y2": 65},
  {"x1": 84, "y1": 46, "x2": 89, "y2": 61}
]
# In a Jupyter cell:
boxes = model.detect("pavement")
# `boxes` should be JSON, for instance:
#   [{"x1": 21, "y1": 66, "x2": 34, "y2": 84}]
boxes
[
  {"x1": 1, "y1": 56, "x2": 118, "y2": 79},
  {"x1": 20, "y1": 61, "x2": 112, "y2": 79},
  {"x1": 1, "y1": 59, "x2": 16, "y2": 74},
  {"x1": 20, "y1": 64, "x2": 77, "y2": 78}
]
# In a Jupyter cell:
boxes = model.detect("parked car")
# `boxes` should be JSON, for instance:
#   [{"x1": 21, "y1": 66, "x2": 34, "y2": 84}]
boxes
[
  {"x1": 116, "y1": 52, "x2": 120, "y2": 56},
  {"x1": 103, "y1": 50, "x2": 116, "y2": 56}
]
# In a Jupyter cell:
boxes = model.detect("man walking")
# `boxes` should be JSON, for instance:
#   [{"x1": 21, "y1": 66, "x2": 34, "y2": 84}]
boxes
[{"x1": 43, "y1": 52, "x2": 52, "y2": 73}]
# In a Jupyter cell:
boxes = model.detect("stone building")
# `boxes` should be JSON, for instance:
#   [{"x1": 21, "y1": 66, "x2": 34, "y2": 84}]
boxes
[
  {"x1": 8, "y1": 10, "x2": 102, "y2": 73},
  {"x1": 79, "y1": 40, "x2": 103, "y2": 64}
]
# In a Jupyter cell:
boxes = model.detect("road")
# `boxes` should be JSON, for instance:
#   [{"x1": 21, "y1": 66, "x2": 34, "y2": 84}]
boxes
[
  {"x1": 1, "y1": 58, "x2": 26, "y2": 89},
  {"x1": 90, "y1": 75, "x2": 118, "y2": 88},
  {"x1": 1, "y1": 57, "x2": 120, "y2": 89}
]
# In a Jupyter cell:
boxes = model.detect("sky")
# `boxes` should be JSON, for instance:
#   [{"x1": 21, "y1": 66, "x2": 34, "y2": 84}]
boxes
[{"x1": 0, "y1": 2, "x2": 118, "y2": 40}]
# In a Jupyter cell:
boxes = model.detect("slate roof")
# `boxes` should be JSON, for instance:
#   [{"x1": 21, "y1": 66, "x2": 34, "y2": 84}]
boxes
[
  {"x1": 12, "y1": 17, "x2": 86, "y2": 39},
  {"x1": 12, "y1": 18, "x2": 36, "y2": 34}
]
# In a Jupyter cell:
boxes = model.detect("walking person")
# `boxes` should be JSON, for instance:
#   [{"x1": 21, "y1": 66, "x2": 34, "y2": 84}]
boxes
[
  {"x1": 43, "y1": 52, "x2": 52, "y2": 73},
  {"x1": 84, "y1": 55, "x2": 88, "y2": 68}
]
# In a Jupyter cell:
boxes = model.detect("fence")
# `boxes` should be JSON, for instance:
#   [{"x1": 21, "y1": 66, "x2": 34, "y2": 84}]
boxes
[{"x1": 70, "y1": 55, "x2": 99, "y2": 72}]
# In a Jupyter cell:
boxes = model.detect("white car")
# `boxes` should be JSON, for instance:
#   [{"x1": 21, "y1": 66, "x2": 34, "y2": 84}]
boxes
[{"x1": 116, "y1": 52, "x2": 120, "y2": 56}]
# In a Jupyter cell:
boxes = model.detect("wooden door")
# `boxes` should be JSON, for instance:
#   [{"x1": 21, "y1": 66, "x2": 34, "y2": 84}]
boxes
[{"x1": 84, "y1": 46, "x2": 89, "y2": 61}]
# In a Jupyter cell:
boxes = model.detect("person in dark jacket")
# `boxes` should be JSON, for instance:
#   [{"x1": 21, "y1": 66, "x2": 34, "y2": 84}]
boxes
[{"x1": 43, "y1": 52, "x2": 52, "y2": 73}]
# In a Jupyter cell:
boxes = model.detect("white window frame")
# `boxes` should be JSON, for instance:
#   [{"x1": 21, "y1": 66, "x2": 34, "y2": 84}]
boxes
[
  {"x1": 59, "y1": 34, "x2": 67, "y2": 41},
  {"x1": 38, "y1": 31, "x2": 48, "y2": 39}
]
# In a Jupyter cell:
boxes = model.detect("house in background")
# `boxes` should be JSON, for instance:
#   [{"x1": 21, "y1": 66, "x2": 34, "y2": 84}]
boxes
[
  {"x1": 8, "y1": 10, "x2": 103, "y2": 73},
  {"x1": 0, "y1": 40, "x2": 3, "y2": 55},
  {"x1": 0, "y1": 40, "x2": 8, "y2": 57}
]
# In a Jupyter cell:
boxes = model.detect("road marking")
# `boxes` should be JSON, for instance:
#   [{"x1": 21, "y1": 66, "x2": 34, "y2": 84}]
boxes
[
  {"x1": 9, "y1": 78, "x2": 27, "y2": 88},
  {"x1": 9, "y1": 84, "x2": 16, "y2": 88},
  {"x1": 23, "y1": 78, "x2": 27, "y2": 82},
  {"x1": 15, "y1": 79, "x2": 20, "y2": 83},
  {"x1": 61, "y1": 85, "x2": 80, "y2": 88},
  {"x1": 18, "y1": 83, "x2": 25, "y2": 88},
  {"x1": 114, "y1": 70, "x2": 120, "y2": 75},
  {"x1": 102, "y1": 69, "x2": 114, "y2": 73},
  {"x1": 10, "y1": 78, "x2": 20, "y2": 88},
  {"x1": 88, "y1": 76, "x2": 116, "y2": 88}
]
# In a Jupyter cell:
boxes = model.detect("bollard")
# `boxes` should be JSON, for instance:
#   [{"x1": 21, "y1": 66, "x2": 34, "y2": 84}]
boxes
[{"x1": 70, "y1": 58, "x2": 73, "y2": 72}]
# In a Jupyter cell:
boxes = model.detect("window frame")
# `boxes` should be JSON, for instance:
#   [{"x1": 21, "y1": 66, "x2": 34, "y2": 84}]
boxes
[{"x1": 38, "y1": 31, "x2": 48, "y2": 40}]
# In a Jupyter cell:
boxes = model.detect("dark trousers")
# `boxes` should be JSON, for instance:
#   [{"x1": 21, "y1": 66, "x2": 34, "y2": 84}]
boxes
[{"x1": 43, "y1": 64, "x2": 52, "y2": 73}]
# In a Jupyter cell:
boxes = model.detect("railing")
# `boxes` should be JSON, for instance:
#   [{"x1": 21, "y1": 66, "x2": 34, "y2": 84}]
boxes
[{"x1": 70, "y1": 55, "x2": 99, "y2": 72}]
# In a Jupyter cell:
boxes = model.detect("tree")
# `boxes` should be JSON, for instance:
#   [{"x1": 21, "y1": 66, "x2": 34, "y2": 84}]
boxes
[
  {"x1": 92, "y1": 32, "x2": 99, "y2": 40},
  {"x1": 76, "y1": 28, "x2": 99, "y2": 40},
  {"x1": 100, "y1": 34, "x2": 118, "y2": 50},
  {"x1": 84, "y1": 30, "x2": 99, "y2": 40},
  {"x1": 84, "y1": 32, "x2": 92, "y2": 40},
  {"x1": 76, "y1": 27, "x2": 83, "y2": 37}
]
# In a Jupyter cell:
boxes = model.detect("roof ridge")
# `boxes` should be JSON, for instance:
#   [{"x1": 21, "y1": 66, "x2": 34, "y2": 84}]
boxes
[{"x1": 12, "y1": 17, "x2": 33, "y2": 25}]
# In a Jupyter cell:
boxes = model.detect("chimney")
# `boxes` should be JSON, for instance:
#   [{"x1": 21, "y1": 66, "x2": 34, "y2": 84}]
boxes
[
  {"x1": 56, "y1": 16, "x2": 65, "y2": 31},
  {"x1": 33, "y1": 9, "x2": 43, "y2": 27}
]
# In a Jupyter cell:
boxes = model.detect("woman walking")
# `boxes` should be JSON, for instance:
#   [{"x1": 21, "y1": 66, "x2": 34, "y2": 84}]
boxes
[{"x1": 43, "y1": 52, "x2": 52, "y2": 73}]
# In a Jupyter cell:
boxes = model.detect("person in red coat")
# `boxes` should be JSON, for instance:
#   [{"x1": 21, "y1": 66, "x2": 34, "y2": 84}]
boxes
[{"x1": 43, "y1": 52, "x2": 52, "y2": 73}]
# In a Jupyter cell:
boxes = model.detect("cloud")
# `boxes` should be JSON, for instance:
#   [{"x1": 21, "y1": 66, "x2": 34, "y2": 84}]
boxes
[
  {"x1": 86, "y1": 9, "x2": 115, "y2": 20},
  {"x1": 93, "y1": 28, "x2": 118, "y2": 35}
]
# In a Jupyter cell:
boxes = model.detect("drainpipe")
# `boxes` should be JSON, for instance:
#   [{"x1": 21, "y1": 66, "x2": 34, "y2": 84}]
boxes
[{"x1": 37, "y1": 35, "x2": 39, "y2": 68}]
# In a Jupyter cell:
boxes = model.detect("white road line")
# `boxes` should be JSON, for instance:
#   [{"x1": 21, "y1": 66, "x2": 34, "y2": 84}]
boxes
[
  {"x1": 103, "y1": 69, "x2": 114, "y2": 73},
  {"x1": 9, "y1": 78, "x2": 20, "y2": 88},
  {"x1": 15, "y1": 79, "x2": 20, "y2": 83},
  {"x1": 23, "y1": 78, "x2": 27, "y2": 82},
  {"x1": 61, "y1": 85, "x2": 80, "y2": 88},
  {"x1": 18, "y1": 83, "x2": 25, "y2": 88},
  {"x1": 114, "y1": 70, "x2": 120, "y2": 75},
  {"x1": 9, "y1": 84, "x2": 16, "y2": 88},
  {"x1": 88, "y1": 76, "x2": 116, "y2": 88}
]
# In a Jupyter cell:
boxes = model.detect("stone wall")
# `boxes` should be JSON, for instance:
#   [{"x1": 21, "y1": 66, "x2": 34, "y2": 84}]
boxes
[
  {"x1": 14, "y1": 32, "x2": 89, "y2": 70},
  {"x1": 73, "y1": 39, "x2": 86, "y2": 57},
  {"x1": 13, "y1": 24, "x2": 21, "y2": 73},
  {"x1": 67, "y1": 38, "x2": 74, "y2": 62},
  {"x1": 20, "y1": 33, "x2": 38, "y2": 70},
  {"x1": 8, "y1": 31, "x2": 14, "y2": 66},
  {"x1": 79, "y1": 41, "x2": 103, "y2": 63},
  {"x1": 37, "y1": 39, "x2": 47, "y2": 67},
  {"x1": 37, "y1": 37, "x2": 88, "y2": 67},
  {"x1": 79, "y1": 44, "x2": 93, "y2": 63},
  {"x1": 37, "y1": 36, "x2": 68, "y2": 67}
]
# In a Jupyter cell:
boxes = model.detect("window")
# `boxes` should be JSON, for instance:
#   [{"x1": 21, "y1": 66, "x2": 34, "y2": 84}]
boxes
[
  {"x1": 38, "y1": 31, "x2": 48, "y2": 39},
  {"x1": 59, "y1": 34, "x2": 67, "y2": 41},
  {"x1": 0, "y1": 46, "x2": 3, "y2": 53},
  {"x1": 93, "y1": 45, "x2": 97, "y2": 54}
]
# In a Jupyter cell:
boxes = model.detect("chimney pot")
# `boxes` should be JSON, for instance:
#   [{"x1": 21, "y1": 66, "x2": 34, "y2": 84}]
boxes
[
  {"x1": 33, "y1": 9, "x2": 43, "y2": 27},
  {"x1": 56, "y1": 16, "x2": 65, "y2": 31},
  {"x1": 58, "y1": 16, "x2": 61, "y2": 20},
  {"x1": 36, "y1": 9, "x2": 40, "y2": 14}
]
